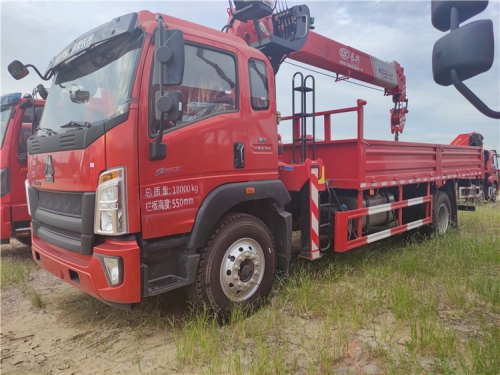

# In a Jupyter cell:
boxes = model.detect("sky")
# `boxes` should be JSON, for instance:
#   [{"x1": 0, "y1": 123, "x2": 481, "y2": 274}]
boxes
[{"x1": 1, "y1": 0, "x2": 499, "y2": 151}]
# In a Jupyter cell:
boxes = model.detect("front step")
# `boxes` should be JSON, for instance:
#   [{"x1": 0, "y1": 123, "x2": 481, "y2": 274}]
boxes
[
  {"x1": 148, "y1": 275, "x2": 189, "y2": 296},
  {"x1": 14, "y1": 227, "x2": 31, "y2": 237}
]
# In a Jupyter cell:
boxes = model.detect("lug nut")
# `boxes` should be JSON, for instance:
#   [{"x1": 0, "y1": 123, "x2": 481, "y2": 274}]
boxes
[
  {"x1": 251, "y1": 254, "x2": 256, "y2": 260},
  {"x1": 239, "y1": 256, "x2": 244, "y2": 262},
  {"x1": 238, "y1": 282, "x2": 243, "y2": 287},
  {"x1": 254, "y1": 262, "x2": 260, "y2": 267},
  {"x1": 246, "y1": 253, "x2": 251, "y2": 258},
  {"x1": 250, "y1": 279, "x2": 255, "y2": 284},
  {"x1": 234, "y1": 275, "x2": 239, "y2": 280},
  {"x1": 254, "y1": 271, "x2": 260, "y2": 275},
  {"x1": 234, "y1": 265, "x2": 239, "y2": 270}
]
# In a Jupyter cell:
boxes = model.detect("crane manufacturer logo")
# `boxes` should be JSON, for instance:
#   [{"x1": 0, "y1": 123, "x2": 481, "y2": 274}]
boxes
[
  {"x1": 339, "y1": 48, "x2": 362, "y2": 71},
  {"x1": 44, "y1": 155, "x2": 54, "y2": 183},
  {"x1": 339, "y1": 48, "x2": 350, "y2": 60}
]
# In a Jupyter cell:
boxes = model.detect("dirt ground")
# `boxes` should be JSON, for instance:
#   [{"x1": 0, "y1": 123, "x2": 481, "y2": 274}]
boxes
[
  {"x1": 0, "y1": 239, "x2": 392, "y2": 375},
  {"x1": 1, "y1": 240, "x2": 192, "y2": 375},
  {"x1": 0, "y1": 232, "x2": 492, "y2": 375}
]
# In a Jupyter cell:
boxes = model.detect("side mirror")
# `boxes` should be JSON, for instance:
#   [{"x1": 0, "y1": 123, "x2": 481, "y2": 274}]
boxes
[
  {"x1": 432, "y1": 1, "x2": 488, "y2": 31},
  {"x1": 433, "y1": 20, "x2": 494, "y2": 86},
  {"x1": 37, "y1": 84, "x2": 49, "y2": 100},
  {"x1": 431, "y1": 0, "x2": 499, "y2": 119},
  {"x1": 154, "y1": 29, "x2": 185, "y2": 86},
  {"x1": 8, "y1": 60, "x2": 30, "y2": 80}
]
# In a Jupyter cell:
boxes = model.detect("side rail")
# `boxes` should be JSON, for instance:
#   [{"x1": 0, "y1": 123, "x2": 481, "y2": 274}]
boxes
[
  {"x1": 334, "y1": 195, "x2": 433, "y2": 252},
  {"x1": 281, "y1": 99, "x2": 367, "y2": 143}
]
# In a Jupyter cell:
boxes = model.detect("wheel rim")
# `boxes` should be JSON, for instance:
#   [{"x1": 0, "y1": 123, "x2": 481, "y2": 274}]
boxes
[
  {"x1": 220, "y1": 238, "x2": 265, "y2": 302},
  {"x1": 437, "y1": 203, "x2": 449, "y2": 234}
]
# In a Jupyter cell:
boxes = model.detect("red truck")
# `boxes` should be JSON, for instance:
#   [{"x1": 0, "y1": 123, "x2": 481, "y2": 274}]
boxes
[
  {"x1": 7, "y1": 2, "x2": 489, "y2": 315},
  {"x1": 1, "y1": 90, "x2": 45, "y2": 245},
  {"x1": 450, "y1": 133, "x2": 498, "y2": 202}
]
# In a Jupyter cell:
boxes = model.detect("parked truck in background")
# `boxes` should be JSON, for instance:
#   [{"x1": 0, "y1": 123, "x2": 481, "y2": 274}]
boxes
[
  {"x1": 7, "y1": 1, "x2": 493, "y2": 316},
  {"x1": 450, "y1": 132, "x2": 498, "y2": 203},
  {"x1": 1, "y1": 89, "x2": 45, "y2": 245}
]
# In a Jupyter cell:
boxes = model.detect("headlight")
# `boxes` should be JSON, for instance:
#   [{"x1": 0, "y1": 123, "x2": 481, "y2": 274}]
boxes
[
  {"x1": 94, "y1": 167, "x2": 128, "y2": 235},
  {"x1": 25, "y1": 179, "x2": 31, "y2": 216},
  {"x1": 0, "y1": 168, "x2": 10, "y2": 198}
]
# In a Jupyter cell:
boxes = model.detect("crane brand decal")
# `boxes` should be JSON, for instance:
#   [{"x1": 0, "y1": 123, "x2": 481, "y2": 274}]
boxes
[
  {"x1": 339, "y1": 47, "x2": 362, "y2": 71},
  {"x1": 144, "y1": 183, "x2": 199, "y2": 212},
  {"x1": 379, "y1": 68, "x2": 393, "y2": 78},
  {"x1": 44, "y1": 155, "x2": 54, "y2": 183}
]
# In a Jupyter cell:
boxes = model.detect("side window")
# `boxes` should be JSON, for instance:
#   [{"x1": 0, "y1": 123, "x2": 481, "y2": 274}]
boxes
[
  {"x1": 248, "y1": 59, "x2": 269, "y2": 110},
  {"x1": 150, "y1": 43, "x2": 237, "y2": 135}
]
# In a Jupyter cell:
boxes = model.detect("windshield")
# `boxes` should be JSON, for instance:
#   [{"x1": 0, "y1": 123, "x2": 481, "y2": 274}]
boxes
[
  {"x1": 0, "y1": 104, "x2": 16, "y2": 149},
  {"x1": 38, "y1": 29, "x2": 144, "y2": 136}
]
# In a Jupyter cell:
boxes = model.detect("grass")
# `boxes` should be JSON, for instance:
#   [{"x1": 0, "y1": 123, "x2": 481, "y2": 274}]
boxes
[
  {"x1": 1, "y1": 204, "x2": 498, "y2": 373},
  {"x1": 1, "y1": 240, "x2": 45, "y2": 308}
]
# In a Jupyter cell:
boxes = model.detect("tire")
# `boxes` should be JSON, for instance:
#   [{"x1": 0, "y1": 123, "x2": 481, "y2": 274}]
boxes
[
  {"x1": 188, "y1": 213, "x2": 276, "y2": 317},
  {"x1": 16, "y1": 236, "x2": 32, "y2": 246},
  {"x1": 489, "y1": 183, "x2": 497, "y2": 203},
  {"x1": 432, "y1": 191, "x2": 451, "y2": 235}
]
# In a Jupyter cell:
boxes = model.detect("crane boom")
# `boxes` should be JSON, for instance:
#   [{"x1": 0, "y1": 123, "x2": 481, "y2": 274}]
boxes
[{"x1": 225, "y1": 1, "x2": 408, "y2": 139}]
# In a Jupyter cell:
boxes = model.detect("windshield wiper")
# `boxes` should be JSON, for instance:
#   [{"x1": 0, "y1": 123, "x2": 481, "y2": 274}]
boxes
[
  {"x1": 37, "y1": 127, "x2": 58, "y2": 136},
  {"x1": 60, "y1": 120, "x2": 92, "y2": 129}
]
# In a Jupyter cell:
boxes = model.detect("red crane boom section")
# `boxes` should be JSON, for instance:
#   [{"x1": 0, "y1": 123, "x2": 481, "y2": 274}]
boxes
[{"x1": 226, "y1": 4, "x2": 408, "y2": 138}]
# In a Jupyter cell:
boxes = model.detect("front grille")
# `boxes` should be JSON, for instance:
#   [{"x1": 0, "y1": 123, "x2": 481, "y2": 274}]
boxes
[
  {"x1": 38, "y1": 190, "x2": 82, "y2": 217},
  {"x1": 30, "y1": 188, "x2": 96, "y2": 255}
]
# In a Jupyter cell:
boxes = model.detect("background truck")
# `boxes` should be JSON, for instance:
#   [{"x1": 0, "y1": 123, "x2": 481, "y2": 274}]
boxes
[
  {"x1": 450, "y1": 132, "x2": 498, "y2": 202},
  {"x1": 1, "y1": 88, "x2": 45, "y2": 245},
  {"x1": 7, "y1": 1, "x2": 492, "y2": 316}
]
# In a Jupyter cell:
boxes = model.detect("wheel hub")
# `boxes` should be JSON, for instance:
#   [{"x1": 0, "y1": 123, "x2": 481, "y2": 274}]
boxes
[
  {"x1": 220, "y1": 238, "x2": 265, "y2": 302},
  {"x1": 437, "y1": 203, "x2": 449, "y2": 234}
]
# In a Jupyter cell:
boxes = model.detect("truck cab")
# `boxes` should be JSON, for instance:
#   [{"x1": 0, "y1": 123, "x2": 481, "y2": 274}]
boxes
[
  {"x1": 18, "y1": 11, "x2": 288, "y2": 311},
  {"x1": 1, "y1": 93, "x2": 44, "y2": 245}
]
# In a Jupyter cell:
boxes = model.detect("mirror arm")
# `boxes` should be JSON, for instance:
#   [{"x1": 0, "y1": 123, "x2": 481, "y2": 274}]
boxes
[
  {"x1": 451, "y1": 69, "x2": 500, "y2": 120},
  {"x1": 24, "y1": 64, "x2": 53, "y2": 81},
  {"x1": 156, "y1": 15, "x2": 166, "y2": 144}
]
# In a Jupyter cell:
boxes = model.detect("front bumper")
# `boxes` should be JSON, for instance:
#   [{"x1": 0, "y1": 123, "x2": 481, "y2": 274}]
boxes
[{"x1": 31, "y1": 234, "x2": 141, "y2": 306}]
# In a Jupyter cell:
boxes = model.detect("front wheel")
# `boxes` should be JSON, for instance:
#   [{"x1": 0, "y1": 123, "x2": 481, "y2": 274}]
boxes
[
  {"x1": 188, "y1": 213, "x2": 276, "y2": 317},
  {"x1": 432, "y1": 191, "x2": 451, "y2": 235}
]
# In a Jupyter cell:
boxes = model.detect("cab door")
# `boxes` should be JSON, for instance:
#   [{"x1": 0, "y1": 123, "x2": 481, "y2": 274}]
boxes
[
  {"x1": 137, "y1": 34, "x2": 276, "y2": 240},
  {"x1": 10, "y1": 103, "x2": 43, "y2": 222}
]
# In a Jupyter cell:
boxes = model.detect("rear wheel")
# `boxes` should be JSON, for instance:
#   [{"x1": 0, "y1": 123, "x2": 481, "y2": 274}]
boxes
[
  {"x1": 489, "y1": 183, "x2": 497, "y2": 203},
  {"x1": 188, "y1": 213, "x2": 276, "y2": 317},
  {"x1": 432, "y1": 191, "x2": 451, "y2": 235}
]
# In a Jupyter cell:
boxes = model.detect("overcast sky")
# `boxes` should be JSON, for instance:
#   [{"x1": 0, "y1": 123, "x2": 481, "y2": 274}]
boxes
[{"x1": 1, "y1": 0, "x2": 499, "y2": 150}]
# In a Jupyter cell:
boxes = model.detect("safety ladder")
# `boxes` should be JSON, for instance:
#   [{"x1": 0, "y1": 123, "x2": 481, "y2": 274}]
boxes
[{"x1": 292, "y1": 72, "x2": 316, "y2": 164}]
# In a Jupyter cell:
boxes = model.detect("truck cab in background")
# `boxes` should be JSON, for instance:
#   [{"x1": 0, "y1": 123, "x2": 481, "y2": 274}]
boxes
[
  {"x1": 450, "y1": 132, "x2": 498, "y2": 202},
  {"x1": 1, "y1": 92, "x2": 45, "y2": 245}
]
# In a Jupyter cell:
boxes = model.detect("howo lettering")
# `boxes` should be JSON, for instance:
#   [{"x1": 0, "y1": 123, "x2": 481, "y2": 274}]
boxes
[{"x1": 7, "y1": 1, "x2": 495, "y2": 316}]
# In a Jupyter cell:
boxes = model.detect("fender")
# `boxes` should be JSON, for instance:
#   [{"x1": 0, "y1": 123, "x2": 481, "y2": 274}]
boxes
[{"x1": 186, "y1": 180, "x2": 291, "y2": 249}]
